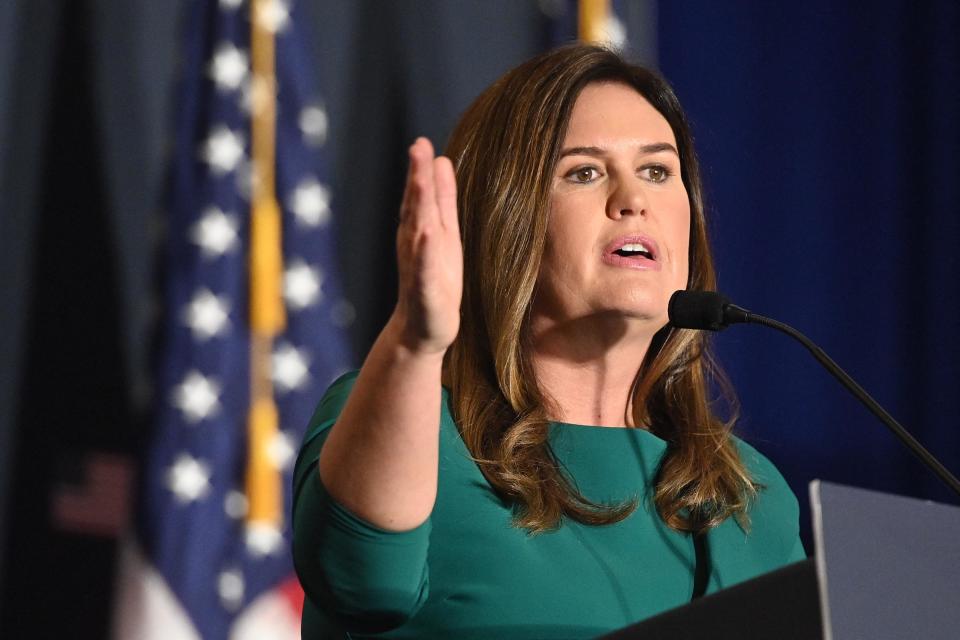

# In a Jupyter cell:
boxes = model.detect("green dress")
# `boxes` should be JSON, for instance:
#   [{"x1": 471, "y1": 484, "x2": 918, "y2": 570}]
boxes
[{"x1": 293, "y1": 372, "x2": 805, "y2": 639}]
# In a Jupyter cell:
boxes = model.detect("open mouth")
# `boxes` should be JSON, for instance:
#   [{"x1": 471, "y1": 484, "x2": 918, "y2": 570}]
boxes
[
  {"x1": 613, "y1": 243, "x2": 654, "y2": 260},
  {"x1": 603, "y1": 236, "x2": 661, "y2": 270}
]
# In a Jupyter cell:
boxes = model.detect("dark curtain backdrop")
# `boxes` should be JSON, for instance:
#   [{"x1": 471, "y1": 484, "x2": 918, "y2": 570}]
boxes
[{"x1": 1, "y1": 0, "x2": 957, "y2": 636}]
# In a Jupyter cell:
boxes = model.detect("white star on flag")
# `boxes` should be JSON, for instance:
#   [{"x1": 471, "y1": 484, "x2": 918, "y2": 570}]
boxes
[
  {"x1": 267, "y1": 431, "x2": 296, "y2": 471},
  {"x1": 284, "y1": 259, "x2": 323, "y2": 310},
  {"x1": 299, "y1": 104, "x2": 328, "y2": 146},
  {"x1": 172, "y1": 370, "x2": 222, "y2": 423},
  {"x1": 166, "y1": 453, "x2": 212, "y2": 503},
  {"x1": 208, "y1": 42, "x2": 249, "y2": 92},
  {"x1": 224, "y1": 490, "x2": 249, "y2": 520},
  {"x1": 218, "y1": 568, "x2": 245, "y2": 611},
  {"x1": 245, "y1": 522, "x2": 285, "y2": 557},
  {"x1": 273, "y1": 344, "x2": 310, "y2": 392},
  {"x1": 272, "y1": 343, "x2": 311, "y2": 392},
  {"x1": 190, "y1": 206, "x2": 239, "y2": 258},
  {"x1": 253, "y1": 0, "x2": 290, "y2": 34},
  {"x1": 201, "y1": 125, "x2": 245, "y2": 175},
  {"x1": 183, "y1": 288, "x2": 231, "y2": 340},
  {"x1": 288, "y1": 177, "x2": 331, "y2": 227}
]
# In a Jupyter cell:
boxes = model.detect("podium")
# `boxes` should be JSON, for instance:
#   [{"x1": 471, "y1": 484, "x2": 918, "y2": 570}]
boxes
[{"x1": 599, "y1": 481, "x2": 960, "y2": 639}]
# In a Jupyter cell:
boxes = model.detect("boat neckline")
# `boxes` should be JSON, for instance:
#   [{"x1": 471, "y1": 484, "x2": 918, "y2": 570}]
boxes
[{"x1": 550, "y1": 421, "x2": 667, "y2": 443}]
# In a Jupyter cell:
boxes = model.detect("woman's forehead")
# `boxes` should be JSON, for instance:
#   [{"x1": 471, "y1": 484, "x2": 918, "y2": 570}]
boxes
[{"x1": 563, "y1": 82, "x2": 677, "y2": 149}]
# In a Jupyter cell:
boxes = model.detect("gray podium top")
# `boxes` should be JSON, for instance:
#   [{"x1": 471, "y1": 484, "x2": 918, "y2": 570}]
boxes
[{"x1": 811, "y1": 481, "x2": 960, "y2": 640}]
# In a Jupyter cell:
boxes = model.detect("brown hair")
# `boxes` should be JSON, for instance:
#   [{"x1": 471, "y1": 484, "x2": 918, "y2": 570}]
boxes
[{"x1": 443, "y1": 44, "x2": 756, "y2": 534}]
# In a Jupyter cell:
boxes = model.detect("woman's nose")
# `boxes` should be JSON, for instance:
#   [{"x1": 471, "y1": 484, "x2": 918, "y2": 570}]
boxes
[{"x1": 607, "y1": 177, "x2": 648, "y2": 220}]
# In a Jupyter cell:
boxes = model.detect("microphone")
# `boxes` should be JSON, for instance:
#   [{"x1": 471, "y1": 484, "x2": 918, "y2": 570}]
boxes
[
  {"x1": 667, "y1": 289, "x2": 960, "y2": 499},
  {"x1": 667, "y1": 290, "x2": 751, "y2": 330}
]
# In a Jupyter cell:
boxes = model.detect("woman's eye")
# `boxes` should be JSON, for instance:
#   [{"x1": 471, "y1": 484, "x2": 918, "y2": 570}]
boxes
[
  {"x1": 566, "y1": 167, "x2": 600, "y2": 183},
  {"x1": 642, "y1": 165, "x2": 671, "y2": 183}
]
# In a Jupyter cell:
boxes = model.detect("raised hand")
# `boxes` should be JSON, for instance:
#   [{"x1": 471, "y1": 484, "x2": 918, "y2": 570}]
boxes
[
  {"x1": 317, "y1": 138, "x2": 457, "y2": 533},
  {"x1": 392, "y1": 137, "x2": 463, "y2": 356}
]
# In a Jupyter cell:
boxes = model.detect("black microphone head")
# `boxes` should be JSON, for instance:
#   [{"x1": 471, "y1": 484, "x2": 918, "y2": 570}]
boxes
[{"x1": 668, "y1": 290, "x2": 732, "y2": 331}]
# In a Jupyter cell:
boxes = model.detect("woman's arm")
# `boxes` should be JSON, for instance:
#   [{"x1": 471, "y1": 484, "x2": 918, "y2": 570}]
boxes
[{"x1": 317, "y1": 137, "x2": 462, "y2": 532}]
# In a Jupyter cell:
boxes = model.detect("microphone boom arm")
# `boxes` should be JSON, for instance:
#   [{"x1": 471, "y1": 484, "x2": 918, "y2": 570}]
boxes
[{"x1": 741, "y1": 309, "x2": 960, "y2": 499}]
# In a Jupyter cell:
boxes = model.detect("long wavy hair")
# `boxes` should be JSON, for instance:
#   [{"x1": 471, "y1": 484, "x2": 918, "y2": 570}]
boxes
[{"x1": 443, "y1": 44, "x2": 757, "y2": 534}]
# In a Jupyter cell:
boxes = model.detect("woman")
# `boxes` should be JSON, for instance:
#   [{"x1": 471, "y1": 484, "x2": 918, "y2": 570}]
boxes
[{"x1": 293, "y1": 44, "x2": 804, "y2": 639}]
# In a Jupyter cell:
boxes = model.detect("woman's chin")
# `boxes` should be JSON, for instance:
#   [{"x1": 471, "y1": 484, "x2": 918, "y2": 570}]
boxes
[
  {"x1": 599, "y1": 294, "x2": 670, "y2": 323},
  {"x1": 588, "y1": 307, "x2": 669, "y2": 332}
]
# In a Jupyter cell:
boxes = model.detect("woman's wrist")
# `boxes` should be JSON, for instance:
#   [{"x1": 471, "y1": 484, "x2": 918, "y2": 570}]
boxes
[{"x1": 382, "y1": 308, "x2": 454, "y2": 363}]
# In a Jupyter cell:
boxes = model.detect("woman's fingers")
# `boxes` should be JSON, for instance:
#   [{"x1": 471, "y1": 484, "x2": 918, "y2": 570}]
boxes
[
  {"x1": 433, "y1": 155, "x2": 458, "y2": 233},
  {"x1": 398, "y1": 140, "x2": 420, "y2": 223},
  {"x1": 400, "y1": 138, "x2": 456, "y2": 232},
  {"x1": 393, "y1": 136, "x2": 462, "y2": 354},
  {"x1": 400, "y1": 137, "x2": 438, "y2": 227}
]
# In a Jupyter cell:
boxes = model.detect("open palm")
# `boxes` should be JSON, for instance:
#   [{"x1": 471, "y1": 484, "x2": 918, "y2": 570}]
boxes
[{"x1": 393, "y1": 137, "x2": 463, "y2": 355}]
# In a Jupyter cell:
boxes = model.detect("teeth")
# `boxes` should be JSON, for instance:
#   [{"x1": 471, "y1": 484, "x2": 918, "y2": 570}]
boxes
[{"x1": 620, "y1": 243, "x2": 648, "y2": 253}]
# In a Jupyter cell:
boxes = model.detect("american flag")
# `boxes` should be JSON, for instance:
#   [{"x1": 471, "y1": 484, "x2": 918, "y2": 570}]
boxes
[{"x1": 114, "y1": 0, "x2": 352, "y2": 637}]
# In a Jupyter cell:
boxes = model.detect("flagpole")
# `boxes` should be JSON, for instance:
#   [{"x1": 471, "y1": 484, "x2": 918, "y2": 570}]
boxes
[
  {"x1": 247, "y1": 0, "x2": 285, "y2": 538},
  {"x1": 578, "y1": 0, "x2": 611, "y2": 43}
]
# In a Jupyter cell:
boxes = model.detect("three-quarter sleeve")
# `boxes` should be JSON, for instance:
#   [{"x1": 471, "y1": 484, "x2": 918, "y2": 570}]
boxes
[{"x1": 292, "y1": 372, "x2": 432, "y2": 634}]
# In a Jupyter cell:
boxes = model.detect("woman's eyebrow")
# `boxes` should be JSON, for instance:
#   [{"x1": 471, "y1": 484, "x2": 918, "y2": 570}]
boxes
[{"x1": 559, "y1": 142, "x2": 679, "y2": 158}]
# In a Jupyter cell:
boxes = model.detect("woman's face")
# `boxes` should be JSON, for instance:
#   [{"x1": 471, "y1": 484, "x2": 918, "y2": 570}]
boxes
[{"x1": 534, "y1": 81, "x2": 691, "y2": 330}]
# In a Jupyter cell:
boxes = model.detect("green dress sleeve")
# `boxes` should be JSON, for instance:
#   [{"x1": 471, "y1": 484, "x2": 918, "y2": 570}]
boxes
[{"x1": 292, "y1": 372, "x2": 432, "y2": 635}]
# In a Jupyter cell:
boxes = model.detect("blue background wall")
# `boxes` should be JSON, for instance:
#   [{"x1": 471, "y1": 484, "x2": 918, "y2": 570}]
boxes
[{"x1": 659, "y1": 1, "x2": 960, "y2": 533}]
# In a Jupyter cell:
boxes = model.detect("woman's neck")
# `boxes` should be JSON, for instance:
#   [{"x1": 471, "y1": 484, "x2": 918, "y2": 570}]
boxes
[{"x1": 530, "y1": 313, "x2": 658, "y2": 428}]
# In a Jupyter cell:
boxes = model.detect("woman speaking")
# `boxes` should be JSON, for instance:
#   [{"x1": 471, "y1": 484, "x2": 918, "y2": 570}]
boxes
[{"x1": 293, "y1": 44, "x2": 804, "y2": 638}]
